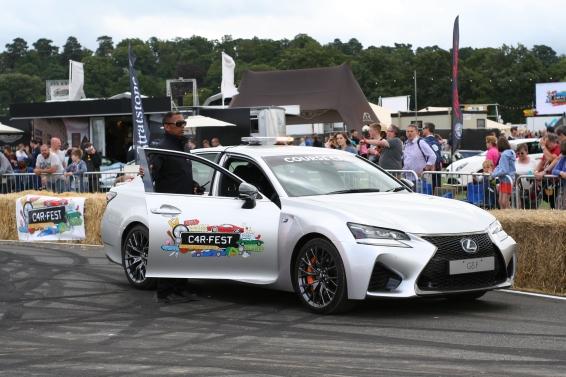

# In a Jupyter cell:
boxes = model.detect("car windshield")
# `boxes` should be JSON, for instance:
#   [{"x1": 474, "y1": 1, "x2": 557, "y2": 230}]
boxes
[{"x1": 262, "y1": 154, "x2": 401, "y2": 197}]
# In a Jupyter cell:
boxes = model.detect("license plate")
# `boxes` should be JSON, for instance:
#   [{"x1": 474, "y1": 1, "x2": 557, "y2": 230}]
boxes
[{"x1": 449, "y1": 257, "x2": 494, "y2": 275}]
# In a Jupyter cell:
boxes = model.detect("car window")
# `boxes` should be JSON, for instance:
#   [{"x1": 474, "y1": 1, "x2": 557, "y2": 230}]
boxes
[
  {"x1": 195, "y1": 152, "x2": 220, "y2": 163},
  {"x1": 224, "y1": 158, "x2": 273, "y2": 200},
  {"x1": 262, "y1": 154, "x2": 400, "y2": 197}
]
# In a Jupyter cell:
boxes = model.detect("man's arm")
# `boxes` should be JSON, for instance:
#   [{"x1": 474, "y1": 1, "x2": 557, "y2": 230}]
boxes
[
  {"x1": 365, "y1": 139, "x2": 390, "y2": 148},
  {"x1": 0, "y1": 155, "x2": 10, "y2": 174}
]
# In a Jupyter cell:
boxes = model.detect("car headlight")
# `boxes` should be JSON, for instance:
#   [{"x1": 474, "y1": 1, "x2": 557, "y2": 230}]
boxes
[
  {"x1": 487, "y1": 220, "x2": 508, "y2": 242},
  {"x1": 347, "y1": 223, "x2": 411, "y2": 247},
  {"x1": 455, "y1": 162, "x2": 468, "y2": 171}
]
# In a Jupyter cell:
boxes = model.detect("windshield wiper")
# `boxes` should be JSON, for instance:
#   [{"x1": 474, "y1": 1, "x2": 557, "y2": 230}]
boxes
[
  {"x1": 385, "y1": 186, "x2": 406, "y2": 192},
  {"x1": 326, "y1": 188, "x2": 381, "y2": 195}
]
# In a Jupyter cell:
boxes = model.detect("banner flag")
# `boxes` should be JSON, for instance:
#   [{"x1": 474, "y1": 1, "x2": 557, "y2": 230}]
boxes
[
  {"x1": 69, "y1": 60, "x2": 86, "y2": 100},
  {"x1": 16, "y1": 195, "x2": 86, "y2": 241},
  {"x1": 221, "y1": 52, "x2": 239, "y2": 100},
  {"x1": 451, "y1": 16, "x2": 463, "y2": 154},
  {"x1": 128, "y1": 45, "x2": 150, "y2": 163}
]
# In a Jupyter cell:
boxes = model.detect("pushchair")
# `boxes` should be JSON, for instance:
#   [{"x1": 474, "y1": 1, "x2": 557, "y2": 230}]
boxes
[{"x1": 467, "y1": 179, "x2": 498, "y2": 209}]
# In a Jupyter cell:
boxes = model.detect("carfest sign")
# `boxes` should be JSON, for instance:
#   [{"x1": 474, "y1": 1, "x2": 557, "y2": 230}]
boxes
[{"x1": 16, "y1": 195, "x2": 86, "y2": 241}]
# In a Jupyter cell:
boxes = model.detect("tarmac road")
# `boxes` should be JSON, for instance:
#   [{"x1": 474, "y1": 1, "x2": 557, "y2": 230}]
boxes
[{"x1": 1, "y1": 242, "x2": 565, "y2": 377}]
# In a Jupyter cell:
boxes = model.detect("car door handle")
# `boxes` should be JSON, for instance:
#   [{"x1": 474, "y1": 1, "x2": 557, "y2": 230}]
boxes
[{"x1": 150, "y1": 206, "x2": 182, "y2": 216}]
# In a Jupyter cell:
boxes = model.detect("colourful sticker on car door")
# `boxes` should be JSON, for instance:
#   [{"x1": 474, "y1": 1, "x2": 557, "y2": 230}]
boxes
[{"x1": 160, "y1": 218, "x2": 263, "y2": 259}]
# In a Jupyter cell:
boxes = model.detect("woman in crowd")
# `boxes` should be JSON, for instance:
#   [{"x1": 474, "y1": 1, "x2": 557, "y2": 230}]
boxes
[
  {"x1": 326, "y1": 135, "x2": 337, "y2": 149},
  {"x1": 15, "y1": 143, "x2": 30, "y2": 162},
  {"x1": 202, "y1": 139, "x2": 210, "y2": 148},
  {"x1": 490, "y1": 138, "x2": 516, "y2": 209},
  {"x1": 485, "y1": 135, "x2": 500, "y2": 167},
  {"x1": 334, "y1": 132, "x2": 357, "y2": 154},
  {"x1": 551, "y1": 139, "x2": 566, "y2": 210},
  {"x1": 514, "y1": 143, "x2": 539, "y2": 209},
  {"x1": 3, "y1": 145, "x2": 17, "y2": 170},
  {"x1": 299, "y1": 137, "x2": 306, "y2": 146}
]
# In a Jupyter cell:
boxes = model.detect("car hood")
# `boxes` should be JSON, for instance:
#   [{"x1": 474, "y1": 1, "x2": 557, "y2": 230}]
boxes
[{"x1": 301, "y1": 192, "x2": 494, "y2": 234}]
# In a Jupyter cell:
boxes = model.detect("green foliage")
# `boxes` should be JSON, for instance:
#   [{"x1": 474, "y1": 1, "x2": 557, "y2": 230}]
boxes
[
  {"x1": 1, "y1": 33, "x2": 566, "y2": 124},
  {"x1": 0, "y1": 73, "x2": 43, "y2": 106}
]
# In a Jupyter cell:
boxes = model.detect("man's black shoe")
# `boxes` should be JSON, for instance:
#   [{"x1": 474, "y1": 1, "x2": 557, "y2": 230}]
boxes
[
  {"x1": 156, "y1": 293, "x2": 191, "y2": 304},
  {"x1": 175, "y1": 290, "x2": 199, "y2": 301}
]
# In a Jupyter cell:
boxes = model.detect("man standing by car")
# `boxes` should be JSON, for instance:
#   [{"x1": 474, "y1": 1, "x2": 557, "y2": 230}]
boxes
[
  {"x1": 403, "y1": 124, "x2": 436, "y2": 187},
  {"x1": 142, "y1": 111, "x2": 200, "y2": 304},
  {"x1": 508, "y1": 126, "x2": 518, "y2": 140},
  {"x1": 421, "y1": 123, "x2": 442, "y2": 191}
]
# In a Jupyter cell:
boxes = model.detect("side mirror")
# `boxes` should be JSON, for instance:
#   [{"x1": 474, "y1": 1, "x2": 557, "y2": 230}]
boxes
[
  {"x1": 399, "y1": 178, "x2": 414, "y2": 191},
  {"x1": 239, "y1": 182, "x2": 258, "y2": 209}
]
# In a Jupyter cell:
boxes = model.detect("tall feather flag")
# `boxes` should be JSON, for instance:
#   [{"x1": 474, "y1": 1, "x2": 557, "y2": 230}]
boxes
[
  {"x1": 451, "y1": 16, "x2": 463, "y2": 154},
  {"x1": 128, "y1": 45, "x2": 151, "y2": 163}
]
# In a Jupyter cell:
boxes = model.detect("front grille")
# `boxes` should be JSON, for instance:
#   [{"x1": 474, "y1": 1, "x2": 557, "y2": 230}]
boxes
[
  {"x1": 417, "y1": 233, "x2": 507, "y2": 291},
  {"x1": 368, "y1": 262, "x2": 403, "y2": 291}
]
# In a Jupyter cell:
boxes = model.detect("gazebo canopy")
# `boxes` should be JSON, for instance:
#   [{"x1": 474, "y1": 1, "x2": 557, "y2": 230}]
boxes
[{"x1": 229, "y1": 63, "x2": 379, "y2": 129}]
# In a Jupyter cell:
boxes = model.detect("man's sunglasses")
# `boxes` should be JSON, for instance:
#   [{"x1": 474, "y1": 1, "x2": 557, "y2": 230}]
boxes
[{"x1": 164, "y1": 120, "x2": 187, "y2": 127}]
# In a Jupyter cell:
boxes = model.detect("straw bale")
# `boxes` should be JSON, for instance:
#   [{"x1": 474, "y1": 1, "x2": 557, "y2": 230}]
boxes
[
  {"x1": 0, "y1": 190, "x2": 106, "y2": 245},
  {"x1": 489, "y1": 209, "x2": 566, "y2": 295}
]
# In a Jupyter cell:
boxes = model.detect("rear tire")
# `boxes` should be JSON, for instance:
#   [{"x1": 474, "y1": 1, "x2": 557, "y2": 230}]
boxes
[
  {"x1": 293, "y1": 238, "x2": 357, "y2": 314},
  {"x1": 122, "y1": 224, "x2": 156, "y2": 290}
]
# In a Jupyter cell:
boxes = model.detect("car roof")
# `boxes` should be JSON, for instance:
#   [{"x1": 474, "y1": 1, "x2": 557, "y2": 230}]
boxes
[{"x1": 192, "y1": 145, "x2": 350, "y2": 158}]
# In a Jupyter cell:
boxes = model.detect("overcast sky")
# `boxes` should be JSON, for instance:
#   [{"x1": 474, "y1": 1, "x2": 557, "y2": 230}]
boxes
[{"x1": 2, "y1": 0, "x2": 565, "y2": 55}]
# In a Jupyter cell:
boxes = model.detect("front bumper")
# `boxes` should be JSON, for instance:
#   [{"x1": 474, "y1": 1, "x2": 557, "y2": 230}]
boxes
[{"x1": 336, "y1": 232, "x2": 517, "y2": 300}]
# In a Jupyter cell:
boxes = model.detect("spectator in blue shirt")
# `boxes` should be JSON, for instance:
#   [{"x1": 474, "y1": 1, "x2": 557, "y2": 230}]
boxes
[
  {"x1": 490, "y1": 137, "x2": 516, "y2": 209},
  {"x1": 335, "y1": 132, "x2": 357, "y2": 154},
  {"x1": 304, "y1": 136, "x2": 312, "y2": 146}
]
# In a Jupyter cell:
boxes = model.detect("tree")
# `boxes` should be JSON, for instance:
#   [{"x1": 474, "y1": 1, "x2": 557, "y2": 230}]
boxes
[
  {"x1": 175, "y1": 62, "x2": 206, "y2": 87},
  {"x1": 17, "y1": 62, "x2": 40, "y2": 77},
  {"x1": 95, "y1": 36, "x2": 114, "y2": 57},
  {"x1": 0, "y1": 73, "x2": 43, "y2": 105},
  {"x1": 83, "y1": 56, "x2": 120, "y2": 98},
  {"x1": 112, "y1": 40, "x2": 155, "y2": 76},
  {"x1": 278, "y1": 40, "x2": 348, "y2": 70},
  {"x1": 532, "y1": 45, "x2": 558, "y2": 68},
  {"x1": 42, "y1": 62, "x2": 67, "y2": 80},
  {"x1": 4, "y1": 38, "x2": 29, "y2": 69},
  {"x1": 60, "y1": 36, "x2": 83, "y2": 64},
  {"x1": 32, "y1": 38, "x2": 59, "y2": 59}
]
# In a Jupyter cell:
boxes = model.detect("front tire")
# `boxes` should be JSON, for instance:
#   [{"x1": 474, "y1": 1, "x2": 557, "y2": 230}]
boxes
[
  {"x1": 122, "y1": 224, "x2": 156, "y2": 290},
  {"x1": 293, "y1": 238, "x2": 357, "y2": 314}
]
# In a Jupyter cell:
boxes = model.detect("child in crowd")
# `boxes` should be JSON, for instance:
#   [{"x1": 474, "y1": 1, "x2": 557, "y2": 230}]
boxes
[{"x1": 64, "y1": 149, "x2": 87, "y2": 192}]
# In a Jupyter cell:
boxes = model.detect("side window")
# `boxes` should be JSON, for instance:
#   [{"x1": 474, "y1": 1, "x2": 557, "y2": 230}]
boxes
[
  {"x1": 195, "y1": 152, "x2": 220, "y2": 163},
  {"x1": 225, "y1": 158, "x2": 274, "y2": 200},
  {"x1": 191, "y1": 160, "x2": 215, "y2": 192}
]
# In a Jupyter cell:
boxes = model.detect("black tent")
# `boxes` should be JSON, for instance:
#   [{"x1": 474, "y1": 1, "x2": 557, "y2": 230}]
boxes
[{"x1": 229, "y1": 63, "x2": 379, "y2": 129}]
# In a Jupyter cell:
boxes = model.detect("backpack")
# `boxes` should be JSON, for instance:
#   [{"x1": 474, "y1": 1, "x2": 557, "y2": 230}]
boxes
[{"x1": 419, "y1": 137, "x2": 442, "y2": 170}]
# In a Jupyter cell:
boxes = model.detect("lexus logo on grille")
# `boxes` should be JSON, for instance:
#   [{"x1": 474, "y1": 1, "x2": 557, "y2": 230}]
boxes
[{"x1": 460, "y1": 238, "x2": 478, "y2": 253}]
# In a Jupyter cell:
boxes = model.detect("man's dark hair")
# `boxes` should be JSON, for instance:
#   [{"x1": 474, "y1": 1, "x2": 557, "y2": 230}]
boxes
[
  {"x1": 511, "y1": 126, "x2": 518, "y2": 132},
  {"x1": 496, "y1": 137, "x2": 511, "y2": 152},
  {"x1": 162, "y1": 111, "x2": 182, "y2": 125},
  {"x1": 389, "y1": 124, "x2": 400, "y2": 137},
  {"x1": 547, "y1": 126, "x2": 555, "y2": 133},
  {"x1": 555, "y1": 125, "x2": 566, "y2": 137},
  {"x1": 423, "y1": 122, "x2": 436, "y2": 133},
  {"x1": 30, "y1": 138, "x2": 39, "y2": 145},
  {"x1": 560, "y1": 139, "x2": 566, "y2": 155},
  {"x1": 350, "y1": 129, "x2": 358, "y2": 134}
]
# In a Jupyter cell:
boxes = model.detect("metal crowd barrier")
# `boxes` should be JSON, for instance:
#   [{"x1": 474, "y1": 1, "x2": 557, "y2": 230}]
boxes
[
  {"x1": 514, "y1": 174, "x2": 564, "y2": 210},
  {"x1": 0, "y1": 170, "x2": 139, "y2": 194},
  {"x1": 385, "y1": 169, "x2": 517, "y2": 210}
]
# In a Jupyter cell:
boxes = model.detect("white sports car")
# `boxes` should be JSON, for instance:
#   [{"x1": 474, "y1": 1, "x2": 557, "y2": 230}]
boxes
[{"x1": 101, "y1": 143, "x2": 517, "y2": 314}]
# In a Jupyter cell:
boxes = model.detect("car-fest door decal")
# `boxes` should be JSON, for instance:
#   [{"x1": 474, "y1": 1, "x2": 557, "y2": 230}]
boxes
[{"x1": 160, "y1": 218, "x2": 264, "y2": 258}]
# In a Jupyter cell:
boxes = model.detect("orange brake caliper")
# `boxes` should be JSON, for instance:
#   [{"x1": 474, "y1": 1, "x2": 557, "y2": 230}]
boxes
[{"x1": 306, "y1": 257, "x2": 316, "y2": 291}]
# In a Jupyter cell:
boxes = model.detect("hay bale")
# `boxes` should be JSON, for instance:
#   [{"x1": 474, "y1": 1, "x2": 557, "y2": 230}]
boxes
[
  {"x1": 490, "y1": 209, "x2": 566, "y2": 295},
  {"x1": 0, "y1": 190, "x2": 106, "y2": 245}
]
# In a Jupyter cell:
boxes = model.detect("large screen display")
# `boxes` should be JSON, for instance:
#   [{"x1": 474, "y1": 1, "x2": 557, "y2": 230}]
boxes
[{"x1": 536, "y1": 82, "x2": 566, "y2": 115}]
